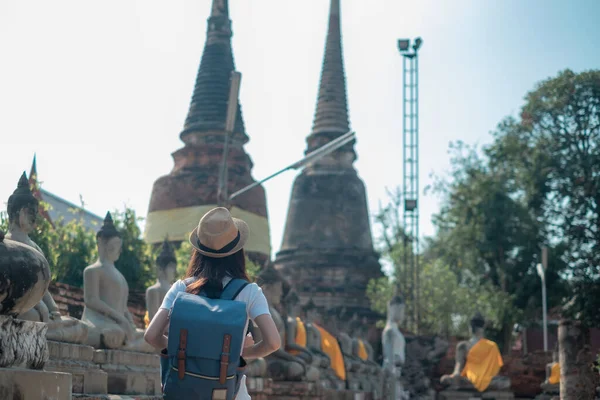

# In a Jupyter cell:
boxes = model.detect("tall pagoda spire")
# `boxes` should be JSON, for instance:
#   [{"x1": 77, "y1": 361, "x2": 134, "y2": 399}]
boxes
[
  {"x1": 181, "y1": 0, "x2": 247, "y2": 143},
  {"x1": 274, "y1": 0, "x2": 381, "y2": 326},
  {"x1": 310, "y1": 0, "x2": 350, "y2": 139}
]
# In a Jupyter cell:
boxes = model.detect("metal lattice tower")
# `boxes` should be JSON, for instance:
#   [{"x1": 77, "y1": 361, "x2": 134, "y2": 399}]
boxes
[{"x1": 398, "y1": 37, "x2": 422, "y2": 333}]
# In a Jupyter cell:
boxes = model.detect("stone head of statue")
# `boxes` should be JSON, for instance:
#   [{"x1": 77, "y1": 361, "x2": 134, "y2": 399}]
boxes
[
  {"x1": 257, "y1": 263, "x2": 284, "y2": 306},
  {"x1": 156, "y1": 238, "x2": 177, "y2": 284},
  {"x1": 284, "y1": 289, "x2": 301, "y2": 317},
  {"x1": 387, "y1": 294, "x2": 406, "y2": 324},
  {"x1": 303, "y1": 298, "x2": 320, "y2": 323},
  {"x1": 348, "y1": 317, "x2": 364, "y2": 338},
  {"x1": 469, "y1": 311, "x2": 486, "y2": 336},
  {"x1": 96, "y1": 212, "x2": 122, "y2": 262},
  {"x1": 7, "y1": 172, "x2": 39, "y2": 234}
]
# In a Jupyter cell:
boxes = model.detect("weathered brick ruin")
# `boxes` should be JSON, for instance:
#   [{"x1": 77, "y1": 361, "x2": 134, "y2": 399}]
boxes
[{"x1": 145, "y1": 0, "x2": 270, "y2": 266}]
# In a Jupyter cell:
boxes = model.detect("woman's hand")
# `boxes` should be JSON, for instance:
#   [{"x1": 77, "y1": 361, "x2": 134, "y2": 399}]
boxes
[{"x1": 243, "y1": 333, "x2": 255, "y2": 348}]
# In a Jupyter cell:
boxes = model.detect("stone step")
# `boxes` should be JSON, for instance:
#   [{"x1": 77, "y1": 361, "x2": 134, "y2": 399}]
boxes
[
  {"x1": 72, "y1": 395, "x2": 163, "y2": 400},
  {"x1": 0, "y1": 367, "x2": 72, "y2": 400}
]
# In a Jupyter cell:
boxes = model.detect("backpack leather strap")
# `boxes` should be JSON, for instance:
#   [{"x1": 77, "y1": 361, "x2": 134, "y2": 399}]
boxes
[
  {"x1": 177, "y1": 329, "x2": 188, "y2": 379},
  {"x1": 220, "y1": 334, "x2": 232, "y2": 384}
]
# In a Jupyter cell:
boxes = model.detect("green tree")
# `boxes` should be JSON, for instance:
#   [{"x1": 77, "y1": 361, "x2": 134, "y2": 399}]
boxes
[
  {"x1": 367, "y1": 189, "x2": 519, "y2": 341},
  {"x1": 482, "y1": 69, "x2": 600, "y2": 326},
  {"x1": 1, "y1": 204, "x2": 99, "y2": 286},
  {"x1": 111, "y1": 207, "x2": 154, "y2": 292},
  {"x1": 51, "y1": 216, "x2": 97, "y2": 286}
]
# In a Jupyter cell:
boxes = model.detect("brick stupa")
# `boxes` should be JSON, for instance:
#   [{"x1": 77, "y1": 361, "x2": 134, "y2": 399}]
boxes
[
  {"x1": 274, "y1": 0, "x2": 382, "y2": 324},
  {"x1": 144, "y1": 0, "x2": 270, "y2": 265}
]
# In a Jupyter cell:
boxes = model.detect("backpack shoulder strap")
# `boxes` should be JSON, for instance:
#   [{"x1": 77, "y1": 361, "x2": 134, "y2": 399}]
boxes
[{"x1": 220, "y1": 278, "x2": 249, "y2": 301}]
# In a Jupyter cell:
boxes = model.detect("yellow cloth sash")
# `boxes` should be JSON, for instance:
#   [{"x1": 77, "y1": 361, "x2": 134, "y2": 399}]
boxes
[
  {"x1": 315, "y1": 323, "x2": 346, "y2": 381},
  {"x1": 144, "y1": 311, "x2": 150, "y2": 328},
  {"x1": 357, "y1": 339, "x2": 368, "y2": 361},
  {"x1": 144, "y1": 205, "x2": 271, "y2": 256},
  {"x1": 289, "y1": 317, "x2": 307, "y2": 356},
  {"x1": 548, "y1": 362, "x2": 560, "y2": 385},
  {"x1": 460, "y1": 339, "x2": 504, "y2": 392}
]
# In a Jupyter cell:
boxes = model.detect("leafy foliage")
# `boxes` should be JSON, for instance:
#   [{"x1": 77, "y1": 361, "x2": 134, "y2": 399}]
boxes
[
  {"x1": 111, "y1": 207, "x2": 155, "y2": 291},
  {"x1": 1, "y1": 203, "x2": 155, "y2": 291},
  {"x1": 368, "y1": 69, "x2": 600, "y2": 345}
]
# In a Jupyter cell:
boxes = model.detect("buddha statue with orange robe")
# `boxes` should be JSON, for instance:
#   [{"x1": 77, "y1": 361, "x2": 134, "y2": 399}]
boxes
[
  {"x1": 440, "y1": 312, "x2": 511, "y2": 392},
  {"x1": 350, "y1": 315, "x2": 382, "y2": 394},
  {"x1": 303, "y1": 299, "x2": 345, "y2": 390},
  {"x1": 256, "y1": 265, "x2": 319, "y2": 381},
  {"x1": 540, "y1": 348, "x2": 560, "y2": 395}
]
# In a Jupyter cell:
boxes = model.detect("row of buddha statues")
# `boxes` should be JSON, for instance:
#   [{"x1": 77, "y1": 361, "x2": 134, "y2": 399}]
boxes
[
  {"x1": 1, "y1": 172, "x2": 153, "y2": 352},
  {"x1": 1, "y1": 171, "x2": 513, "y2": 398}
]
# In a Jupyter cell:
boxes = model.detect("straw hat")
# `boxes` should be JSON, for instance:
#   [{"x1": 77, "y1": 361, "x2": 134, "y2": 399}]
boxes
[{"x1": 189, "y1": 207, "x2": 249, "y2": 258}]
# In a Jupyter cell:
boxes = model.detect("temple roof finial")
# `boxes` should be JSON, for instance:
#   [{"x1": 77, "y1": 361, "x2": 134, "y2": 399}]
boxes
[
  {"x1": 180, "y1": 0, "x2": 247, "y2": 142},
  {"x1": 310, "y1": 0, "x2": 350, "y2": 138}
]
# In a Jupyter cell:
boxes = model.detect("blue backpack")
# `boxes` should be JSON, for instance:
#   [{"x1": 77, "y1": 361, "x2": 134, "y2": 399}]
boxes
[{"x1": 161, "y1": 278, "x2": 249, "y2": 400}]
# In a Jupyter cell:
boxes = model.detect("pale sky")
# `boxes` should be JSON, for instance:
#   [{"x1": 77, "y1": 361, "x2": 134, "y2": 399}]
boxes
[{"x1": 1, "y1": 0, "x2": 599, "y2": 262}]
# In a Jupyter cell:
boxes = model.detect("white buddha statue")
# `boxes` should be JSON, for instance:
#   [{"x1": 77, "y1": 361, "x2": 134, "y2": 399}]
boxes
[
  {"x1": 145, "y1": 238, "x2": 177, "y2": 322},
  {"x1": 6, "y1": 172, "x2": 88, "y2": 344},
  {"x1": 382, "y1": 294, "x2": 409, "y2": 400},
  {"x1": 81, "y1": 212, "x2": 153, "y2": 352}
]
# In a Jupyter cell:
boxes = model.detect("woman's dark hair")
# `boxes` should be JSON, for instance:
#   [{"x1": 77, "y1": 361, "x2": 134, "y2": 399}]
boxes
[{"x1": 185, "y1": 248, "x2": 249, "y2": 297}]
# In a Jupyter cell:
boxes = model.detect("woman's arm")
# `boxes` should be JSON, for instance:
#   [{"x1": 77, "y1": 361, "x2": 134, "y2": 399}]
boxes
[
  {"x1": 144, "y1": 308, "x2": 169, "y2": 349},
  {"x1": 242, "y1": 314, "x2": 281, "y2": 360}
]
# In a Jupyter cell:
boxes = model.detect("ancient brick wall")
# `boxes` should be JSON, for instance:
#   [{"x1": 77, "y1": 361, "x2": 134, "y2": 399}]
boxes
[{"x1": 48, "y1": 281, "x2": 147, "y2": 329}]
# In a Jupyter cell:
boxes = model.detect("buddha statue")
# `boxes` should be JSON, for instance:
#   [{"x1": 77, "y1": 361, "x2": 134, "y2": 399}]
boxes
[
  {"x1": 283, "y1": 290, "x2": 314, "y2": 364},
  {"x1": 540, "y1": 347, "x2": 560, "y2": 395},
  {"x1": 382, "y1": 294, "x2": 409, "y2": 400},
  {"x1": 336, "y1": 315, "x2": 364, "y2": 391},
  {"x1": 256, "y1": 264, "x2": 319, "y2": 381},
  {"x1": 81, "y1": 212, "x2": 154, "y2": 352},
  {"x1": 145, "y1": 238, "x2": 177, "y2": 322},
  {"x1": 0, "y1": 229, "x2": 50, "y2": 317},
  {"x1": 349, "y1": 316, "x2": 381, "y2": 392},
  {"x1": 440, "y1": 312, "x2": 511, "y2": 392},
  {"x1": 6, "y1": 172, "x2": 88, "y2": 344},
  {"x1": 304, "y1": 300, "x2": 346, "y2": 390},
  {"x1": 245, "y1": 322, "x2": 268, "y2": 378}
]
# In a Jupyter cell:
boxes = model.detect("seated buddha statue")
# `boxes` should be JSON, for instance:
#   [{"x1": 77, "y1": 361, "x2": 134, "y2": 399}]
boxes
[
  {"x1": 145, "y1": 238, "x2": 177, "y2": 323},
  {"x1": 440, "y1": 312, "x2": 511, "y2": 392},
  {"x1": 256, "y1": 264, "x2": 319, "y2": 381},
  {"x1": 245, "y1": 322, "x2": 268, "y2": 378},
  {"x1": 349, "y1": 316, "x2": 381, "y2": 392},
  {"x1": 81, "y1": 212, "x2": 154, "y2": 353},
  {"x1": 7, "y1": 172, "x2": 88, "y2": 344},
  {"x1": 304, "y1": 300, "x2": 346, "y2": 390},
  {"x1": 283, "y1": 290, "x2": 314, "y2": 366},
  {"x1": 336, "y1": 314, "x2": 362, "y2": 376},
  {"x1": 540, "y1": 348, "x2": 560, "y2": 395}
]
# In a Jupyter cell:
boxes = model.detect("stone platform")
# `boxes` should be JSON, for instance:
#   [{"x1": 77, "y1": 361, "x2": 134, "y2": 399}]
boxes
[
  {"x1": 72, "y1": 396, "x2": 162, "y2": 400},
  {"x1": 46, "y1": 340, "x2": 108, "y2": 394},
  {"x1": 0, "y1": 367, "x2": 73, "y2": 400},
  {"x1": 259, "y1": 381, "x2": 374, "y2": 400},
  {"x1": 438, "y1": 390, "x2": 515, "y2": 400},
  {"x1": 93, "y1": 349, "x2": 161, "y2": 396}
]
